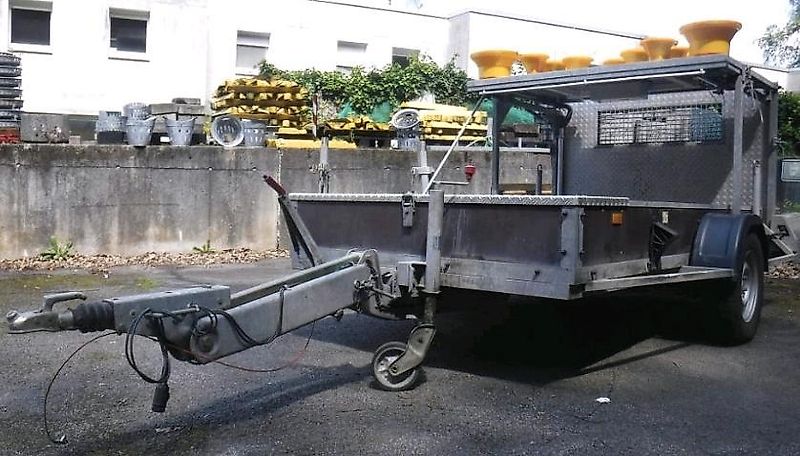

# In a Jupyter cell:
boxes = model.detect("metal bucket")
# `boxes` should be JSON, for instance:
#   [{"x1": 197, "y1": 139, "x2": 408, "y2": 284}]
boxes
[
  {"x1": 123, "y1": 102, "x2": 149, "y2": 120},
  {"x1": 242, "y1": 119, "x2": 268, "y2": 146},
  {"x1": 165, "y1": 117, "x2": 195, "y2": 146},
  {"x1": 126, "y1": 117, "x2": 155, "y2": 147}
]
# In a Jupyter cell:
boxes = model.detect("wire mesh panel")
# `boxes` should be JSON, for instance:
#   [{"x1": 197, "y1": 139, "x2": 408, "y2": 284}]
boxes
[{"x1": 597, "y1": 103, "x2": 723, "y2": 145}]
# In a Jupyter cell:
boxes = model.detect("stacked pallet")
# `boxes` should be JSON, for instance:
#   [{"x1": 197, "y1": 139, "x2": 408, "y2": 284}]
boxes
[
  {"x1": 399, "y1": 102, "x2": 488, "y2": 144},
  {"x1": 0, "y1": 52, "x2": 22, "y2": 144},
  {"x1": 324, "y1": 116, "x2": 391, "y2": 135},
  {"x1": 212, "y1": 78, "x2": 311, "y2": 128}
]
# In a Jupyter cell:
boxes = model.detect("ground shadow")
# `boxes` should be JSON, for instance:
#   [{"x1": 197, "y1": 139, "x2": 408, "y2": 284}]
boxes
[{"x1": 312, "y1": 282, "x2": 726, "y2": 386}]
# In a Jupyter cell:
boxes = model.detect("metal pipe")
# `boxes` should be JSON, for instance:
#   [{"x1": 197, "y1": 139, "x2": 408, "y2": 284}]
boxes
[
  {"x1": 732, "y1": 73, "x2": 744, "y2": 214},
  {"x1": 417, "y1": 140, "x2": 429, "y2": 192},
  {"x1": 424, "y1": 190, "x2": 444, "y2": 293},
  {"x1": 555, "y1": 128, "x2": 564, "y2": 195},
  {"x1": 491, "y1": 103, "x2": 502, "y2": 194},
  {"x1": 536, "y1": 164, "x2": 543, "y2": 195},
  {"x1": 424, "y1": 97, "x2": 484, "y2": 194},
  {"x1": 319, "y1": 136, "x2": 330, "y2": 193}
]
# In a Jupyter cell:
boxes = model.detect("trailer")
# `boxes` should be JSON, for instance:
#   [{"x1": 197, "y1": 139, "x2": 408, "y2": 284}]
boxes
[{"x1": 6, "y1": 55, "x2": 798, "y2": 412}]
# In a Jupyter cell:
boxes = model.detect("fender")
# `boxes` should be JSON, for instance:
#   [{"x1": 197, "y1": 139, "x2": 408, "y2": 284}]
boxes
[{"x1": 690, "y1": 213, "x2": 768, "y2": 273}]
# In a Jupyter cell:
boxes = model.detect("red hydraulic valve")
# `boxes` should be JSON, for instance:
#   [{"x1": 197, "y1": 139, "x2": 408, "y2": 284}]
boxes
[{"x1": 464, "y1": 163, "x2": 476, "y2": 181}]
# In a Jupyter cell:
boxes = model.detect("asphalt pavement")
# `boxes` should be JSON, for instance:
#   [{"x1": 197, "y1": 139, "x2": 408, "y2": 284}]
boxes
[{"x1": 1, "y1": 259, "x2": 799, "y2": 455}]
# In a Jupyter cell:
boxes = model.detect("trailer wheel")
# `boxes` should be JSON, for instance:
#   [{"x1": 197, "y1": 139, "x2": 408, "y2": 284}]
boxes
[
  {"x1": 371, "y1": 341, "x2": 420, "y2": 391},
  {"x1": 713, "y1": 233, "x2": 765, "y2": 345}
]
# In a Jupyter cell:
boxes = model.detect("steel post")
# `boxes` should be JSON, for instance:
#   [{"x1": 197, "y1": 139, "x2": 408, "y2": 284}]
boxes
[
  {"x1": 425, "y1": 189, "x2": 444, "y2": 293},
  {"x1": 732, "y1": 74, "x2": 744, "y2": 214},
  {"x1": 753, "y1": 160, "x2": 763, "y2": 218},
  {"x1": 766, "y1": 91, "x2": 779, "y2": 226},
  {"x1": 319, "y1": 136, "x2": 330, "y2": 193},
  {"x1": 536, "y1": 164, "x2": 543, "y2": 195},
  {"x1": 417, "y1": 141, "x2": 429, "y2": 192}
]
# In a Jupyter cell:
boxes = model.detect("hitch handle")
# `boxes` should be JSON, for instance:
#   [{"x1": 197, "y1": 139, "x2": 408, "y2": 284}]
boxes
[{"x1": 43, "y1": 292, "x2": 87, "y2": 311}]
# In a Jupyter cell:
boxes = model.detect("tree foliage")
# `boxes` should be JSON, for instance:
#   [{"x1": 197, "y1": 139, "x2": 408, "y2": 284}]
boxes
[
  {"x1": 257, "y1": 55, "x2": 470, "y2": 116},
  {"x1": 779, "y1": 91, "x2": 800, "y2": 154},
  {"x1": 758, "y1": 0, "x2": 800, "y2": 67}
]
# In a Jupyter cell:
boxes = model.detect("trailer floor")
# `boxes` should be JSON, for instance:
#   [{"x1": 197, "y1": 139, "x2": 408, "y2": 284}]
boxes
[{"x1": 1, "y1": 259, "x2": 799, "y2": 455}]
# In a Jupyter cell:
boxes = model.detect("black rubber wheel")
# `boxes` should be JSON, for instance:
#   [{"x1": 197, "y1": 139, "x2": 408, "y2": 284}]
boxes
[
  {"x1": 371, "y1": 341, "x2": 420, "y2": 391},
  {"x1": 711, "y1": 233, "x2": 765, "y2": 345}
]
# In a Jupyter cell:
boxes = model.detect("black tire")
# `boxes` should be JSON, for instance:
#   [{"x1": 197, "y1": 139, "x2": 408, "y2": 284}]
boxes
[
  {"x1": 371, "y1": 341, "x2": 420, "y2": 392},
  {"x1": 710, "y1": 233, "x2": 765, "y2": 345}
]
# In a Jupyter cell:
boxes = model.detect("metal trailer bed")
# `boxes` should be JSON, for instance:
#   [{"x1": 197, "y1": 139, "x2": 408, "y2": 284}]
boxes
[
  {"x1": 288, "y1": 55, "x2": 791, "y2": 300},
  {"x1": 7, "y1": 55, "x2": 799, "y2": 414}
]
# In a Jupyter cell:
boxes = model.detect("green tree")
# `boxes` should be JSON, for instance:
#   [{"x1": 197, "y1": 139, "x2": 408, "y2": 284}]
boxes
[
  {"x1": 758, "y1": 0, "x2": 800, "y2": 67},
  {"x1": 779, "y1": 91, "x2": 800, "y2": 154}
]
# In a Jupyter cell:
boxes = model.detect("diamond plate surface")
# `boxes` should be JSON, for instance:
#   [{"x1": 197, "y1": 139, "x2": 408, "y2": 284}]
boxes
[
  {"x1": 290, "y1": 193, "x2": 630, "y2": 207},
  {"x1": 564, "y1": 91, "x2": 768, "y2": 207}
]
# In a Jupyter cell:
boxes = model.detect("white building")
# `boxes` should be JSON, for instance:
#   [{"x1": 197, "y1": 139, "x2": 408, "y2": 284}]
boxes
[{"x1": 0, "y1": 0, "x2": 790, "y2": 116}]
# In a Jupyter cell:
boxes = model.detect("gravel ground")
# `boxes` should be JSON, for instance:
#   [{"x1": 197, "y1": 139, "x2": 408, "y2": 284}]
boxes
[
  {"x1": 1, "y1": 259, "x2": 799, "y2": 455},
  {"x1": 0, "y1": 249, "x2": 288, "y2": 273}
]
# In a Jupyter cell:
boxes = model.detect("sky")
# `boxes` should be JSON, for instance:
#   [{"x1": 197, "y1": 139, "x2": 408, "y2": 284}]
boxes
[{"x1": 409, "y1": 0, "x2": 793, "y2": 66}]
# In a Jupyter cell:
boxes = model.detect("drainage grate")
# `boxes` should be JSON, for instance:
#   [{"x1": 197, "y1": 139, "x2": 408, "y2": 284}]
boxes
[{"x1": 597, "y1": 103, "x2": 723, "y2": 145}]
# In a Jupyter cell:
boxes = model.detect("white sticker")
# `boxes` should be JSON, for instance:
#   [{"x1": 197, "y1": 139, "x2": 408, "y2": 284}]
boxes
[{"x1": 661, "y1": 210, "x2": 669, "y2": 224}]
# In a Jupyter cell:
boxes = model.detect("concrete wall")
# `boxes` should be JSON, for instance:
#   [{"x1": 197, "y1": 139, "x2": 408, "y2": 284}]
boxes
[
  {"x1": 0, "y1": 144, "x2": 280, "y2": 258},
  {"x1": 0, "y1": 144, "x2": 550, "y2": 259}
]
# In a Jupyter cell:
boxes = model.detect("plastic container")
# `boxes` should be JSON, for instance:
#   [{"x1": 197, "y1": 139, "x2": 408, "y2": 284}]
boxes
[
  {"x1": 165, "y1": 117, "x2": 195, "y2": 146},
  {"x1": 562, "y1": 55, "x2": 593, "y2": 69},
  {"x1": 519, "y1": 53, "x2": 549, "y2": 73},
  {"x1": 668, "y1": 46, "x2": 690, "y2": 58},
  {"x1": 603, "y1": 57, "x2": 626, "y2": 65},
  {"x1": 545, "y1": 59, "x2": 565, "y2": 71},
  {"x1": 640, "y1": 37, "x2": 678, "y2": 61},
  {"x1": 680, "y1": 20, "x2": 742, "y2": 56},
  {"x1": 242, "y1": 119, "x2": 270, "y2": 146},
  {"x1": 620, "y1": 47, "x2": 648, "y2": 63},
  {"x1": 126, "y1": 117, "x2": 155, "y2": 147},
  {"x1": 470, "y1": 50, "x2": 518, "y2": 79},
  {"x1": 210, "y1": 115, "x2": 244, "y2": 147}
]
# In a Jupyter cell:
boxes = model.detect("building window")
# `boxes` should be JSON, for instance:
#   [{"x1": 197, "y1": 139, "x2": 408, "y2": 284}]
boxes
[
  {"x1": 392, "y1": 47, "x2": 419, "y2": 67},
  {"x1": 109, "y1": 9, "x2": 148, "y2": 53},
  {"x1": 236, "y1": 31, "x2": 270, "y2": 75},
  {"x1": 10, "y1": 1, "x2": 51, "y2": 46},
  {"x1": 337, "y1": 40, "x2": 367, "y2": 71}
]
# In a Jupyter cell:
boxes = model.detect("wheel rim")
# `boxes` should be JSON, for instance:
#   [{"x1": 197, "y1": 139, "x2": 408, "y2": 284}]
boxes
[
  {"x1": 740, "y1": 252, "x2": 759, "y2": 323},
  {"x1": 375, "y1": 348, "x2": 414, "y2": 388}
]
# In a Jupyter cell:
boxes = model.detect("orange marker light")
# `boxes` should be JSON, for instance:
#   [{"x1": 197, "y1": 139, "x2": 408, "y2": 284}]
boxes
[{"x1": 611, "y1": 212, "x2": 624, "y2": 225}]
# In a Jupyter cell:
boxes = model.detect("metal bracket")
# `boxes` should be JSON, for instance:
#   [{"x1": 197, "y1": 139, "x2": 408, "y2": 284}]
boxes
[
  {"x1": 388, "y1": 323, "x2": 436, "y2": 376},
  {"x1": 401, "y1": 192, "x2": 416, "y2": 228},
  {"x1": 264, "y1": 175, "x2": 324, "y2": 266}
]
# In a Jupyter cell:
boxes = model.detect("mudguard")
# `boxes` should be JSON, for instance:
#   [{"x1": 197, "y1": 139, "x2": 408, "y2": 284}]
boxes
[{"x1": 690, "y1": 213, "x2": 768, "y2": 273}]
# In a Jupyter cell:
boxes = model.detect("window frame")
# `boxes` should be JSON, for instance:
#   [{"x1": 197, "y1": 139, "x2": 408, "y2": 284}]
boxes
[
  {"x1": 235, "y1": 31, "x2": 270, "y2": 76},
  {"x1": 108, "y1": 8, "x2": 150, "y2": 61},
  {"x1": 8, "y1": 0, "x2": 53, "y2": 54},
  {"x1": 336, "y1": 40, "x2": 368, "y2": 71}
]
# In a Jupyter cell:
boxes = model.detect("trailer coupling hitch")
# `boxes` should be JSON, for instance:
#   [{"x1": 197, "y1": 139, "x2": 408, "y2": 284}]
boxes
[{"x1": 6, "y1": 292, "x2": 88, "y2": 333}]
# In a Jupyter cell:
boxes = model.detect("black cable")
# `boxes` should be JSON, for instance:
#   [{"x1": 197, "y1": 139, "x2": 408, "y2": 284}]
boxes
[
  {"x1": 124, "y1": 309, "x2": 170, "y2": 385},
  {"x1": 195, "y1": 286, "x2": 287, "y2": 349},
  {"x1": 43, "y1": 332, "x2": 116, "y2": 445}
]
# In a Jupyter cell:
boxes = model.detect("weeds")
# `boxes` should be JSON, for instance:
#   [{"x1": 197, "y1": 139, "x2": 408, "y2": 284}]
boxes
[
  {"x1": 192, "y1": 240, "x2": 215, "y2": 254},
  {"x1": 39, "y1": 237, "x2": 74, "y2": 261}
]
